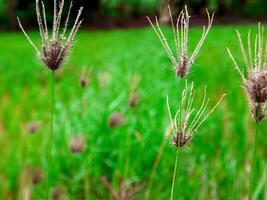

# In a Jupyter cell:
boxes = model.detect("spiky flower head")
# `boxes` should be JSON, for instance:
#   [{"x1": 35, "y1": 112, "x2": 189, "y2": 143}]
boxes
[
  {"x1": 18, "y1": 0, "x2": 83, "y2": 71},
  {"x1": 166, "y1": 82, "x2": 225, "y2": 148},
  {"x1": 147, "y1": 5, "x2": 214, "y2": 78},
  {"x1": 227, "y1": 23, "x2": 267, "y2": 122}
]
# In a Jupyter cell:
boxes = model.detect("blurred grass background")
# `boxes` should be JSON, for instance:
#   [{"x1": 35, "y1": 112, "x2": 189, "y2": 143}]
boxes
[
  {"x1": 2, "y1": 0, "x2": 267, "y2": 30},
  {"x1": 0, "y1": 24, "x2": 266, "y2": 199}
]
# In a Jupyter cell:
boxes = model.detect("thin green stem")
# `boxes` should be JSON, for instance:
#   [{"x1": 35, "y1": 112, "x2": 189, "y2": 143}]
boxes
[
  {"x1": 47, "y1": 70, "x2": 55, "y2": 199},
  {"x1": 249, "y1": 122, "x2": 260, "y2": 200},
  {"x1": 170, "y1": 148, "x2": 179, "y2": 200}
]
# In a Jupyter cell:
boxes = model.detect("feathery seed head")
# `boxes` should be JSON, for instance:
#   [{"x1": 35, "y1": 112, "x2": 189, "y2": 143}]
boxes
[
  {"x1": 26, "y1": 121, "x2": 41, "y2": 134},
  {"x1": 69, "y1": 136, "x2": 86, "y2": 154},
  {"x1": 128, "y1": 94, "x2": 139, "y2": 108},
  {"x1": 17, "y1": 0, "x2": 83, "y2": 71},
  {"x1": 166, "y1": 82, "x2": 225, "y2": 148},
  {"x1": 227, "y1": 23, "x2": 267, "y2": 121},
  {"x1": 245, "y1": 70, "x2": 267, "y2": 103},
  {"x1": 31, "y1": 167, "x2": 44, "y2": 185},
  {"x1": 80, "y1": 76, "x2": 87, "y2": 88},
  {"x1": 176, "y1": 56, "x2": 188, "y2": 78},
  {"x1": 173, "y1": 130, "x2": 191, "y2": 147},
  {"x1": 108, "y1": 112, "x2": 125, "y2": 128},
  {"x1": 147, "y1": 5, "x2": 214, "y2": 78},
  {"x1": 51, "y1": 187, "x2": 65, "y2": 200}
]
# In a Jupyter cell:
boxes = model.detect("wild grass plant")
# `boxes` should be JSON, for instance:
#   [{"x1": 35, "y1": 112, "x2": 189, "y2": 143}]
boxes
[
  {"x1": 0, "y1": 3, "x2": 266, "y2": 200},
  {"x1": 166, "y1": 83, "x2": 225, "y2": 200},
  {"x1": 227, "y1": 23, "x2": 267, "y2": 199},
  {"x1": 147, "y1": 5, "x2": 226, "y2": 200},
  {"x1": 147, "y1": 5, "x2": 214, "y2": 78},
  {"x1": 17, "y1": 0, "x2": 83, "y2": 197}
]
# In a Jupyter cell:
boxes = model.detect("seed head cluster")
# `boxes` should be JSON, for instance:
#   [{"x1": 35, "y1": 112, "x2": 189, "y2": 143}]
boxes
[
  {"x1": 26, "y1": 121, "x2": 41, "y2": 134},
  {"x1": 227, "y1": 24, "x2": 267, "y2": 121},
  {"x1": 69, "y1": 136, "x2": 86, "y2": 153},
  {"x1": 147, "y1": 6, "x2": 214, "y2": 78},
  {"x1": 18, "y1": 0, "x2": 83, "y2": 71},
  {"x1": 108, "y1": 112, "x2": 125, "y2": 128},
  {"x1": 166, "y1": 82, "x2": 225, "y2": 148},
  {"x1": 31, "y1": 167, "x2": 44, "y2": 185}
]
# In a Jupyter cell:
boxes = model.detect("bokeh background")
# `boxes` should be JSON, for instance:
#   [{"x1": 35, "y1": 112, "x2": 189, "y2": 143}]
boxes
[
  {"x1": 2, "y1": 0, "x2": 267, "y2": 30},
  {"x1": 0, "y1": 0, "x2": 267, "y2": 199}
]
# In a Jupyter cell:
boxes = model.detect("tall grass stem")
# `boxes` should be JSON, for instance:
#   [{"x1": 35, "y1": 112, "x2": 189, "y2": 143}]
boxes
[
  {"x1": 249, "y1": 122, "x2": 260, "y2": 200},
  {"x1": 170, "y1": 148, "x2": 179, "y2": 200},
  {"x1": 47, "y1": 71, "x2": 55, "y2": 198}
]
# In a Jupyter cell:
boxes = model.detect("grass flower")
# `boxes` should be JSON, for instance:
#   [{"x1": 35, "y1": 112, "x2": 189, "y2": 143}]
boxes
[
  {"x1": 17, "y1": 0, "x2": 83, "y2": 197},
  {"x1": 30, "y1": 167, "x2": 44, "y2": 185},
  {"x1": 166, "y1": 82, "x2": 225, "y2": 200},
  {"x1": 80, "y1": 68, "x2": 88, "y2": 88},
  {"x1": 227, "y1": 24, "x2": 267, "y2": 122},
  {"x1": 227, "y1": 23, "x2": 267, "y2": 199},
  {"x1": 147, "y1": 6, "x2": 214, "y2": 78},
  {"x1": 51, "y1": 187, "x2": 65, "y2": 200},
  {"x1": 18, "y1": 0, "x2": 83, "y2": 71},
  {"x1": 26, "y1": 121, "x2": 41, "y2": 134},
  {"x1": 69, "y1": 136, "x2": 86, "y2": 154},
  {"x1": 108, "y1": 112, "x2": 125, "y2": 128},
  {"x1": 166, "y1": 83, "x2": 225, "y2": 148},
  {"x1": 128, "y1": 94, "x2": 139, "y2": 108}
]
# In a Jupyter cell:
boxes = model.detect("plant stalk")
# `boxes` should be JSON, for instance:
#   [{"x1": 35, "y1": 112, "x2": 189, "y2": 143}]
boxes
[
  {"x1": 47, "y1": 70, "x2": 55, "y2": 198},
  {"x1": 170, "y1": 148, "x2": 179, "y2": 200},
  {"x1": 249, "y1": 122, "x2": 260, "y2": 200}
]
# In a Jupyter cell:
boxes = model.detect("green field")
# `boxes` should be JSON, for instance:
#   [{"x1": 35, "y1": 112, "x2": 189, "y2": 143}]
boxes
[{"x1": 0, "y1": 25, "x2": 266, "y2": 199}]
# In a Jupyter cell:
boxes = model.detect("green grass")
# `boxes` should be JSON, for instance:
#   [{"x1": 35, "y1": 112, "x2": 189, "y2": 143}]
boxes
[{"x1": 0, "y1": 24, "x2": 266, "y2": 199}]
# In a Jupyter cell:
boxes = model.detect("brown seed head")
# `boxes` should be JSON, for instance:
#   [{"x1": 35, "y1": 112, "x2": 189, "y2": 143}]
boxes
[
  {"x1": 245, "y1": 70, "x2": 267, "y2": 104},
  {"x1": 167, "y1": 82, "x2": 225, "y2": 148},
  {"x1": 227, "y1": 24, "x2": 267, "y2": 121},
  {"x1": 69, "y1": 136, "x2": 86, "y2": 153},
  {"x1": 80, "y1": 75, "x2": 87, "y2": 88},
  {"x1": 244, "y1": 71, "x2": 267, "y2": 121},
  {"x1": 80, "y1": 66, "x2": 90, "y2": 88},
  {"x1": 128, "y1": 94, "x2": 139, "y2": 108},
  {"x1": 173, "y1": 131, "x2": 192, "y2": 147},
  {"x1": 31, "y1": 168, "x2": 44, "y2": 185},
  {"x1": 147, "y1": 6, "x2": 214, "y2": 78},
  {"x1": 108, "y1": 112, "x2": 125, "y2": 128},
  {"x1": 26, "y1": 121, "x2": 41, "y2": 134},
  {"x1": 176, "y1": 66, "x2": 187, "y2": 78},
  {"x1": 251, "y1": 103, "x2": 265, "y2": 122},
  {"x1": 40, "y1": 41, "x2": 67, "y2": 70},
  {"x1": 51, "y1": 187, "x2": 65, "y2": 200},
  {"x1": 176, "y1": 55, "x2": 189, "y2": 78},
  {"x1": 18, "y1": 0, "x2": 83, "y2": 71}
]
